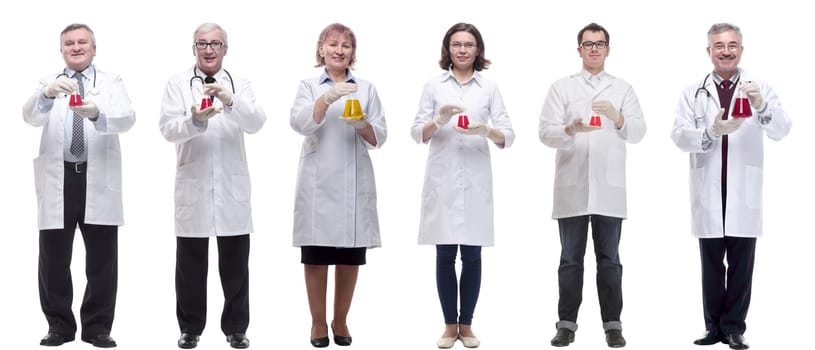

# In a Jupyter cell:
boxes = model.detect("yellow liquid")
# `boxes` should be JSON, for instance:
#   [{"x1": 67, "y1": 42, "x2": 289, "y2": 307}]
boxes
[{"x1": 343, "y1": 99, "x2": 364, "y2": 120}]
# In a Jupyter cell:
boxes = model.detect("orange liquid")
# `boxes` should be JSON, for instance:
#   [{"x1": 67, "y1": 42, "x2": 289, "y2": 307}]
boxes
[{"x1": 343, "y1": 99, "x2": 363, "y2": 120}]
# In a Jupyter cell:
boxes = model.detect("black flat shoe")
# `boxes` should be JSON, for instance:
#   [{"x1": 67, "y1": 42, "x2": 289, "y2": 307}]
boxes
[
  {"x1": 310, "y1": 336, "x2": 329, "y2": 348},
  {"x1": 40, "y1": 332, "x2": 75, "y2": 346},
  {"x1": 605, "y1": 329, "x2": 626, "y2": 348},
  {"x1": 331, "y1": 323, "x2": 352, "y2": 346},
  {"x1": 178, "y1": 333, "x2": 200, "y2": 349},
  {"x1": 82, "y1": 334, "x2": 117, "y2": 348},
  {"x1": 724, "y1": 334, "x2": 749, "y2": 350},
  {"x1": 693, "y1": 330, "x2": 723, "y2": 345},
  {"x1": 550, "y1": 328, "x2": 575, "y2": 347},
  {"x1": 227, "y1": 333, "x2": 250, "y2": 349}
]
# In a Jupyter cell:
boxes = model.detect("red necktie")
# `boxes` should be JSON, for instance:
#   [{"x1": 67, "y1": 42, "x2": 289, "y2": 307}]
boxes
[{"x1": 717, "y1": 80, "x2": 734, "y2": 196}]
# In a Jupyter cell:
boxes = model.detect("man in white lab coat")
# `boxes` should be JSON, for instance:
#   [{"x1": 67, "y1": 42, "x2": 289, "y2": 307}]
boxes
[
  {"x1": 23, "y1": 23, "x2": 135, "y2": 348},
  {"x1": 539, "y1": 23, "x2": 646, "y2": 348},
  {"x1": 159, "y1": 23, "x2": 266, "y2": 350},
  {"x1": 671, "y1": 23, "x2": 791, "y2": 350}
]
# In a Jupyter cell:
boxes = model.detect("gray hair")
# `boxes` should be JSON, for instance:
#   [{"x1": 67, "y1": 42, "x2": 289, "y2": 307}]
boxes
[
  {"x1": 707, "y1": 23, "x2": 742, "y2": 45},
  {"x1": 193, "y1": 23, "x2": 228, "y2": 46},
  {"x1": 60, "y1": 23, "x2": 96, "y2": 47}
]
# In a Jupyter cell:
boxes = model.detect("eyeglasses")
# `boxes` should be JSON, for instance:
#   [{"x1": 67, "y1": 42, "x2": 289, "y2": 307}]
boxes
[
  {"x1": 580, "y1": 41, "x2": 608, "y2": 49},
  {"x1": 450, "y1": 42, "x2": 477, "y2": 51},
  {"x1": 712, "y1": 44, "x2": 741, "y2": 52},
  {"x1": 194, "y1": 41, "x2": 226, "y2": 50}
]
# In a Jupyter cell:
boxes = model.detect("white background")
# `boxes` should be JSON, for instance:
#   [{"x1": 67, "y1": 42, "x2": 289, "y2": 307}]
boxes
[{"x1": 2, "y1": 0, "x2": 811, "y2": 349}]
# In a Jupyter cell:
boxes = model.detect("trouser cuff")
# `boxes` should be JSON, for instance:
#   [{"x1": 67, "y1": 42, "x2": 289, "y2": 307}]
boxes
[
  {"x1": 603, "y1": 321, "x2": 622, "y2": 331},
  {"x1": 556, "y1": 320, "x2": 578, "y2": 331}
]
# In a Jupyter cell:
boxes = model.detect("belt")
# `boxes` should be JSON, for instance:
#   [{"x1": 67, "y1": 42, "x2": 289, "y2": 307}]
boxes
[{"x1": 64, "y1": 161, "x2": 87, "y2": 174}]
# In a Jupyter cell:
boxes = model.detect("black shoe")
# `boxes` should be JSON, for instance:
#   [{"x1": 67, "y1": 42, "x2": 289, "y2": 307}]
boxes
[
  {"x1": 227, "y1": 333, "x2": 250, "y2": 349},
  {"x1": 40, "y1": 333, "x2": 75, "y2": 346},
  {"x1": 178, "y1": 333, "x2": 200, "y2": 349},
  {"x1": 724, "y1": 334, "x2": 749, "y2": 350},
  {"x1": 693, "y1": 330, "x2": 723, "y2": 345},
  {"x1": 331, "y1": 323, "x2": 352, "y2": 346},
  {"x1": 82, "y1": 334, "x2": 117, "y2": 348},
  {"x1": 310, "y1": 336, "x2": 329, "y2": 348},
  {"x1": 550, "y1": 328, "x2": 575, "y2": 347},
  {"x1": 605, "y1": 329, "x2": 626, "y2": 348}
]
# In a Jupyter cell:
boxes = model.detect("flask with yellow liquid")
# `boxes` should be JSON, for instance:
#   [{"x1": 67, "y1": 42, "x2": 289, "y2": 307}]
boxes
[{"x1": 343, "y1": 94, "x2": 364, "y2": 120}]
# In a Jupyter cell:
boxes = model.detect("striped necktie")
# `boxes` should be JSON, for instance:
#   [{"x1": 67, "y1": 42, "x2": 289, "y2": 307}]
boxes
[{"x1": 70, "y1": 72, "x2": 85, "y2": 156}]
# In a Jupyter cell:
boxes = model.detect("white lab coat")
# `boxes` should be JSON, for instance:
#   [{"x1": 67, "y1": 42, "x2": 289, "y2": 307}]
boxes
[
  {"x1": 539, "y1": 70, "x2": 646, "y2": 219},
  {"x1": 23, "y1": 66, "x2": 135, "y2": 230},
  {"x1": 160, "y1": 66, "x2": 266, "y2": 237},
  {"x1": 411, "y1": 71, "x2": 515, "y2": 247},
  {"x1": 671, "y1": 69, "x2": 791, "y2": 238},
  {"x1": 290, "y1": 73, "x2": 386, "y2": 248}
]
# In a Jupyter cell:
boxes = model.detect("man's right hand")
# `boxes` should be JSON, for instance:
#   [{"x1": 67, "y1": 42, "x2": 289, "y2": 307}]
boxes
[
  {"x1": 190, "y1": 105, "x2": 222, "y2": 122},
  {"x1": 565, "y1": 118, "x2": 601, "y2": 136},
  {"x1": 43, "y1": 76, "x2": 78, "y2": 98},
  {"x1": 707, "y1": 108, "x2": 745, "y2": 139}
]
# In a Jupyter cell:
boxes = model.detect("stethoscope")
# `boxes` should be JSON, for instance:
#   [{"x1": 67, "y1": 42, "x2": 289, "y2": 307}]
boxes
[
  {"x1": 692, "y1": 73, "x2": 740, "y2": 127},
  {"x1": 57, "y1": 65, "x2": 100, "y2": 96},
  {"x1": 189, "y1": 66, "x2": 235, "y2": 95}
]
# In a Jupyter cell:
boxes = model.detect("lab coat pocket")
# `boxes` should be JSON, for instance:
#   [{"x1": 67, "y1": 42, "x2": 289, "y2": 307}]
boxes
[
  {"x1": 105, "y1": 147, "x2": 122, "y2": 192},
  {"x1": 232, "y1": 175, "x2": 251, "y2": 203},
  {"x1": 174, "y1": 179, "x2": 200, "y2": 207},
  {"x1": 605, "y1": 148, "x2": 626, "y2": 188},
  {"x1": 690, "y1": 167, "x2": 712, "y2": 209},
  {"x1": 745, "y1": 166, "x2": 763, "y2": 209}
]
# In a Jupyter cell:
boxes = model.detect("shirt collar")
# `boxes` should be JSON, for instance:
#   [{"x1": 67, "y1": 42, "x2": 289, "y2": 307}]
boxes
[
  {"x1": 712, "y1": 70, "x2": 741, "y2": 88},
  {"x1": 579, "y1": 69, "x2": 607, "y2": 83},
  {"x1": 65, "y1": 65, "x2": 94, "y2": 81},
  {"x1": 440, "y1": 68, "x2": 482, "y2": 87},
  {"x1": 319, "y1": 68, "x2": 356, "y2": 85}
]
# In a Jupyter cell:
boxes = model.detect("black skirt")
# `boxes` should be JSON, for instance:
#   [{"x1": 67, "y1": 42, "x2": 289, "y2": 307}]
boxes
[{"x1": 301, "y1": 246, "x2": 367, "y2": 265}]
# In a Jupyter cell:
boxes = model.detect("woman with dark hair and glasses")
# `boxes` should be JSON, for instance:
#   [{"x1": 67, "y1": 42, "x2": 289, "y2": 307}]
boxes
[{"x1": 411, "y1": 22, "x2": 514, "y2": 349}]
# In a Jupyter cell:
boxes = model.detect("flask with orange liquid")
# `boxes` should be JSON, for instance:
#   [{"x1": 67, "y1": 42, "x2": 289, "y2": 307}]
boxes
[{"x1": 343, "y1": 94, "x2": 364, "y2": 120}]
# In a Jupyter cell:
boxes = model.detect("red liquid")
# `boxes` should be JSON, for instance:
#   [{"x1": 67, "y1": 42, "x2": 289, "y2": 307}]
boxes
[
  {"x1": 200, "y1": 98, "x2": 212, "y2": 110},
  {"x1": 732, "y1": 97, "x2": 752, "y2": 118},
  {"x1": 69, "y1": 93, "x2": 83, "y2": 107},
  {"x1": 457, "y1": 115, "x2": 469, "y2": 129},
  {"x1": 589, "y1": 115, "x2": 602, "y2": 127}
]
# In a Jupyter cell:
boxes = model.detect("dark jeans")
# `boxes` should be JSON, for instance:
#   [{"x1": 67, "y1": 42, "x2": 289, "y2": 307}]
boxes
[
  {"x1": 39, "y1": 163, "x2": 118, "y2": 339},
  {"x1": 556, "y1": 215, "x2": 623, "y2": 330},
  {"x1": 436, "y1": 245, "x2": 481, "y2": 325},
  {"x1": 699, "y1": 237, "x2": 756, "y2": 335},
  {"x1": 176, "y1": 234, "x2": 250, "y2": 336}
]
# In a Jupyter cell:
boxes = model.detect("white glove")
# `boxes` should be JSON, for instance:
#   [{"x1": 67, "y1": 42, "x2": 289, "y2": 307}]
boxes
[
  {"x1": 70, "y1": 100, "x2": 99, "y2": 119},
  {"x1": 43, "y1": 76, "x2": 78, "y2": 98},
  {"x1": 323, "y1": 83, "x2": 357, "y2": 105},
  {"x1": 190, "y1": 105, "x2": 222, "y2": 122},
  {"x1": 739, "y1": 82, "x2": 765, "y2": 110},
  {"x1": 591, "y1": 100, "x2": 622, "y2": 126},
  {"x1": 565, "y1": 118, "x2": 601, "y2": 135},
  {"x1": 455, "y1": 122, "x2": 490, "y2": 137},
  {"x1": 203, "y1": 83, "x2": 234, "y2": 106},
  {"x1": 706, "y1": 108, "x2": 745, "y2": 139},
  {"x1": 339, "y1": 116, "x2": 369, "y2": 129},
  {"x1": 433, "y1": 104, "x2": 465, "y2": 128}
]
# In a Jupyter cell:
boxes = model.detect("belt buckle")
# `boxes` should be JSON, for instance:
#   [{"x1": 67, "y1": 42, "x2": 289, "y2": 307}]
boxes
[{"x1": 74, "y1": 162, "x2": 85, "y2": 174}]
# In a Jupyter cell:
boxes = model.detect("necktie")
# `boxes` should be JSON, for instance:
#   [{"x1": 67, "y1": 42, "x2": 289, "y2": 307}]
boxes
[
  {"x1": 716, "y1": 79, "x2": 734, "y2": 219},
  {"x1": 204, "y1": 76, "x2": 216, "y2": 102},
  {"x1": 70, "y1": 72, "x2": 85, "y2": 156}
]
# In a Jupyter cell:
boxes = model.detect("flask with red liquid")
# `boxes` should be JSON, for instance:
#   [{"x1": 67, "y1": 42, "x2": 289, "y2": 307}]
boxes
[
  {"x1": 732, "y1": 88, "x2": 752, "y2": 118},
  {"x1": 589, "y1": 114, "x2": 602, "y2": 127},
  {"x1": 69, "y1": 93, "x2": 83, "y2": 107},
  {"x1": 200, "y1": 97, "x2": 213, "y2": 110},
  {"x1": 457, "y1": 114, "x2": 469, "y2": 129}
]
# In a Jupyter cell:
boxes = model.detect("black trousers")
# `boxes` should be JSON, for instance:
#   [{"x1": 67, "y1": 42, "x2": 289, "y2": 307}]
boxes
[
  {"x1": 38, "y1": 163, "x2": 118, "y2": 339},
  {"x1": 176, "y1": 234, "x2": 250, "y2": 336},
  {"x1": 699, "y1": 237, "x2": 756, "y2": 335}
]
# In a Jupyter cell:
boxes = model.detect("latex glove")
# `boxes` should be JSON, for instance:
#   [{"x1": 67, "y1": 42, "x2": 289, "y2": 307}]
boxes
[
  {"x1": 70, "y1": 100, "x2": 99, "y2": 119},
  {"x1": 433, "y1": 104, "x2": 465, "y2": 128},
  {"x1": 591, "y1": 100, "x2": 622, "y2": 126},
  {"x1": 339, "y1": 116, "x2": 369, "y2": 129},
  {"x1": 190, "y1": 105, "x2": 222, "y2": 122},
  {"x1": 454, "y1": 122, "x2": 490, "y2": 137},
  {"x1": 43, "y1": 76, "x2": 78, "y2": 98},
  {"x1": 323, "y1": 83, "x2": 357, "y2": 105},
  {"x1": 706, "y1": 108, "x2": 745, "y2": 139},
  {"x1": 565, "y1": 118, "x2": 601, "y2": 135},
  {"x1": 739, "y1": 82, "x2": 765, "y2": 110},
  {"x1": 204, "y1": 83, "x2": 234, "y2": 106}
]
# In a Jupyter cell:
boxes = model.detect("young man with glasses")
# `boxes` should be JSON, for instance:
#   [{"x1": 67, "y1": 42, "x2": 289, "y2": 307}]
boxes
[
  {"x1": 159, "y1": 22, "x2": 267, "y2": 349},
  {"x1": 539, "y1": 22, "x2": 646, "y2": 348}
]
